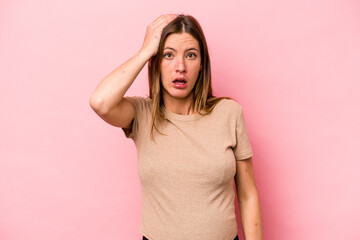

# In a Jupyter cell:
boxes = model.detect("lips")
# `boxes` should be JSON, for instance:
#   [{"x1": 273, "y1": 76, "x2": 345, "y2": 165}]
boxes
[{"x1": 173, "y1": 77, "x2": 187, "y2": 83}]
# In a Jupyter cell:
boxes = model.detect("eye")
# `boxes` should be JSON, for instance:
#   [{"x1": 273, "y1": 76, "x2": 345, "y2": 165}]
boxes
[
  {"x1": 187, "y1": 52, "x2": 197, "y2": 59},
  {"x1": 164, "y1": 52, "x2": 172, "y2": 58}
]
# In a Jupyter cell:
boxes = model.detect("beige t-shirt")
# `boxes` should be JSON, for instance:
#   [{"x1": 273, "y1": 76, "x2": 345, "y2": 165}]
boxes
[{"x1": 121, "y1": 96, "x2": 253, "y2": 240}]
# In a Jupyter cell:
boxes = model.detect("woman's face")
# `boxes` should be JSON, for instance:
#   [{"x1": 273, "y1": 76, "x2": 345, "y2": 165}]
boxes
[{"x1": 160, "y1": 32, "x2": 202, "y2": 101}]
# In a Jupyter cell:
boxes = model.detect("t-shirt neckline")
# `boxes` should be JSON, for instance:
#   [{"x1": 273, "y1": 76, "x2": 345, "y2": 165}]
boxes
[{"x1": 161, "y1": 105, "x2": 204, "y2": 122}]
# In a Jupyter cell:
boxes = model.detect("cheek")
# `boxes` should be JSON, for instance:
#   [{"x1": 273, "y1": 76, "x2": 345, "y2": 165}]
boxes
[
  {"x1": 160, "y1": 61, "x2": 172, "y2": 74},
  {"x1": 160, "y1": 64, "x2": 171, "y2": 85},
  {"x1": 162, "y1": 60, "x2": 173, "y2": 67},
  {"x1": 190, "y1": 63, "x2": 201, "y2": 74}
]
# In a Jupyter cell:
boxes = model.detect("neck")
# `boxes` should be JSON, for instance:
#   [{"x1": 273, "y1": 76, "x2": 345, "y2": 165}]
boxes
[{"x1": 163, "y1": 93, "x2": 196, "y2": 115}]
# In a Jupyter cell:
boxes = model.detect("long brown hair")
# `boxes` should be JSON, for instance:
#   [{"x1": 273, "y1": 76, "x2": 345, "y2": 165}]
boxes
[{"x1": 147, "y1": 14, "x2": 234, "y2": 143}]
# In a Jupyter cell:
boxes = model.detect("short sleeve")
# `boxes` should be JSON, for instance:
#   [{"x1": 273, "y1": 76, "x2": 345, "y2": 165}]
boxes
[
  {"x1": 121, "y1": 96, "x2": 149, "y2": 140},
  {"x1": 233, "y1": 105, "x2": 253, "y2": 160}
]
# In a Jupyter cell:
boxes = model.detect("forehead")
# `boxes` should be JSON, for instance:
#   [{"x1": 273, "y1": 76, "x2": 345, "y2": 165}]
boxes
[{"x1": 164, "y1": 32, "x2": 199, "y2": 49}]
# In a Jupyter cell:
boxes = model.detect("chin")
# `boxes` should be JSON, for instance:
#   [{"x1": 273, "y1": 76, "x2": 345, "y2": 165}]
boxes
[
  {"x1": 173, "y1": 90, "x2": 194, "y2": 99},
  {"x1": 163, "y1": 88, "x2": 189, "y2": 98}
]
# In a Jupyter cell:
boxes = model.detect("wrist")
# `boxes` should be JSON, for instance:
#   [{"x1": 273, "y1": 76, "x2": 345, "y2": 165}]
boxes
[{"x1": 137, "y1": 48, "x2": 153, "y2": 60}]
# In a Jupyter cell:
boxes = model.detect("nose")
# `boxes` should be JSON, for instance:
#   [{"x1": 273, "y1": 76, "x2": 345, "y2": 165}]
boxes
[{"x1": 175, "y1": 57, "x2": 186, "y2": 73}]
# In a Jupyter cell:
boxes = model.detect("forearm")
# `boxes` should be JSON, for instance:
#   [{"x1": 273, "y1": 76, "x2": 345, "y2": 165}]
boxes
[
  {"x1": 239, "y1": 193, "x2": 263, "y2": 240},
  {"x1": 89, "y1": 49, "x2": 151, "y2": 114}
]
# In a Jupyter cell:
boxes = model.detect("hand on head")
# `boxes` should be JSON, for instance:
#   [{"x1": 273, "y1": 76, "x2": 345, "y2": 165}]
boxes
[{"x1": 140, "y1": 14, "x2": 178, "y2": 58}]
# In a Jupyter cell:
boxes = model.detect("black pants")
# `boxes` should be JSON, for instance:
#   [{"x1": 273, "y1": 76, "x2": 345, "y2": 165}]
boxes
[{"x1": 143, "y1": 235, "x2": 239, "y2": 240}]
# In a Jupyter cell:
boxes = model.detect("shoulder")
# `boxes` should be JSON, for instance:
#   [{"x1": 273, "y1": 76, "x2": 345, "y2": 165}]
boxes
[
  {"x1": 124, "y1": 95, "x2": 152, "y2": 103},
  {"x1": 124, "y1": 95, "x2": 152, "y2": 109},
  {"x1": 215, "y1": 98, "x2": 243, "y2": 115}
]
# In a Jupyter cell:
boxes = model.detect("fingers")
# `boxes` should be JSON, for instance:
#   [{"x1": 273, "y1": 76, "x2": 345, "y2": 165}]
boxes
[
  {"x1": 149, "y1": 16, "x2": 167, "y2": 30},
  {"x1": 150, "y1": 14, "x2": 176, "y2": 33},
  {"x1": 153, "y1": 14, "x2": 177, "y2": 26},
  {"x1": 141, "y1": 14, "x2": 178, "y2": 56}
]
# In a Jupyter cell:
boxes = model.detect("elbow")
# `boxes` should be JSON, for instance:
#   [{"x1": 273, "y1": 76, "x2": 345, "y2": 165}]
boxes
[
  {"x1": 238, "y1": 190, "x2": 260, "y2": 204},
  {"x1": 89, "y1": 95, "x2": 108, "y2": 115}
]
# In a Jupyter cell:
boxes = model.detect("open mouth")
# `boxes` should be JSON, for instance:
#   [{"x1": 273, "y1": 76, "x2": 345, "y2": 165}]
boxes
[
  {"x1": 172, "y1": 78, "x2": 187, "y2": 88},
  {"x1": 173, "y1": 77, "x2": 187, "y2": 84},
  {"x1": 173, "y1": 79, "x2": 187, "y2": 84}
]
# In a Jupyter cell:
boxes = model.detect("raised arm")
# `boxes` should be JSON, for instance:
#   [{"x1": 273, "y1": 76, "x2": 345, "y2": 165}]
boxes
[{"x1": 89, "y1": 14, "x2": 176, "y2": 128}]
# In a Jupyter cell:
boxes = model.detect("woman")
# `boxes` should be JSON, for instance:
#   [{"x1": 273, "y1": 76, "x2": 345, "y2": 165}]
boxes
[{"x1": 90, "y1": 14, "x2": 263, "y2": 240}]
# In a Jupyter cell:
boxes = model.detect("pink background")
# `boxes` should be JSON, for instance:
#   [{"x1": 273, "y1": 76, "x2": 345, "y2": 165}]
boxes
[{"x1": 1, "y1": 0, "x2": 359, "y2": 239}]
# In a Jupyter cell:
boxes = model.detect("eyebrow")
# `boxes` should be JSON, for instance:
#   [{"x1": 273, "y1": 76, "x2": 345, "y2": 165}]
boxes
[{"x1": 163, "y1": 47, "x2": 199, "y2": 52}]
